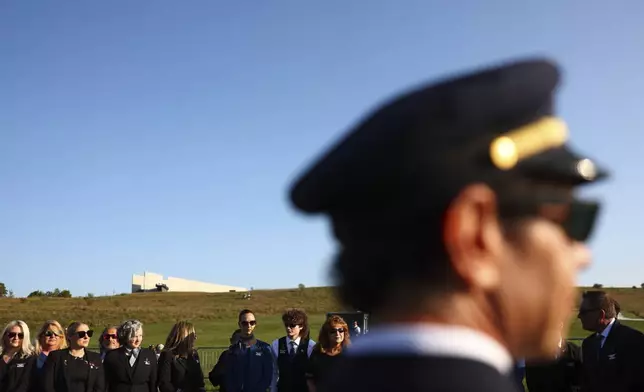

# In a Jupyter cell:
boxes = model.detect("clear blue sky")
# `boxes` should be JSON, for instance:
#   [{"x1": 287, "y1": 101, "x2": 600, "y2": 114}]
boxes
[{"x1": 1, "y1": 1, "x2": 642, "y2": 297}]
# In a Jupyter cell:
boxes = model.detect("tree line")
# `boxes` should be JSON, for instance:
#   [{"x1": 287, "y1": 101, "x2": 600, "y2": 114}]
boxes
[{"x1": 0, "y1": 283, "x2": 72, "y2": 298}]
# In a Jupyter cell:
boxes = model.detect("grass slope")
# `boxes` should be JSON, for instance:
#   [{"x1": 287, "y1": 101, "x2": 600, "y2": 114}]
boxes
[{"x1": 0, "y1": 286, "x2": 642, "y2": 348}]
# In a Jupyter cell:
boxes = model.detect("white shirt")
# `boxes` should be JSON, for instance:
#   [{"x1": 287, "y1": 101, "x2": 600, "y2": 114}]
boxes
[
  {"x1": 270, "y1": 336, "x2": 316, "y2": 392},
  {"x1": 598, "y1": 318, "x2": 616, "y2": 348},
  {"x1": 347, "y1": 323, "x2": 514, "y2": 375}
]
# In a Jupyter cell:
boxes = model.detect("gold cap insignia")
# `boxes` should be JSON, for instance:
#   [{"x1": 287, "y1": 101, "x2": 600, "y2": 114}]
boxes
[{"x1": 490, "y1": 116, "x2": 569, "y2": 170}]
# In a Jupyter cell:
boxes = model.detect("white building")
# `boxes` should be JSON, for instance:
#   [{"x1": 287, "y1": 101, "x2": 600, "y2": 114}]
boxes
[{"x1": 131, "y1": 271, "x2": 247, "y2": 293}]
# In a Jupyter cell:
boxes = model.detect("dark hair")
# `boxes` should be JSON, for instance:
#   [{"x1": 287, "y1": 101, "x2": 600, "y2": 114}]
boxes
[
  {"x1": 281, "y1": 309, "x2": 310, "y2": 339},
  {"x1": 582, "y1": 291, "x2": 616, "y2": 319},
  {"x1": 238, "y1": 309, "x2": 255, "y2": 323}
]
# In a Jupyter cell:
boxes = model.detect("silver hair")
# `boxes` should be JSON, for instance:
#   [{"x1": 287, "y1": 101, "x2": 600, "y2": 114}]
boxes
[{"x1": 117, "y1": 319, "x2": 143, "y2": 345}]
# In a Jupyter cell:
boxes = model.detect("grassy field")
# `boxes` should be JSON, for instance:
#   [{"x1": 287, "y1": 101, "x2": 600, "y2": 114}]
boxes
[{"x1": 0, "y1": 285, "x2": 642, "y2": 347}]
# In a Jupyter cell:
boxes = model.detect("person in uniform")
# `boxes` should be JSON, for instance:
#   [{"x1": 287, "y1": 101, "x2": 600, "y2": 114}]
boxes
[
  {"x1": 287, "y1": 58, "x2": 609, "y2": 392},
  {"x1": 270, "y1": 309, "x2": 315, "y2": 392}
]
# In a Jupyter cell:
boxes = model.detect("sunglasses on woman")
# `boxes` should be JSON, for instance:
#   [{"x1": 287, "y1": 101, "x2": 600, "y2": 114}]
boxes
[
  {"x1": 7, "y1": 332, "x2": 24, "y2": 339},
  {"x1": 329, "y1": 328, "x2": 345, "y2": 334},
  {"x1": 76, "y1": 330, "x2": 94, "y2": 339},
  {"x1": 44, "y1": 330, "x2": 62, "y2": 337}
]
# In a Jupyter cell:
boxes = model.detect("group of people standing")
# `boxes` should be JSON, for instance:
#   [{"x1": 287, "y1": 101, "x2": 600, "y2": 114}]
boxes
[
  {"x1": 208, "y1": 309, "x2": 350, "y2": 392},
  {"x1": 0, "y1": 309, "x2": 352, "y2": 392}
]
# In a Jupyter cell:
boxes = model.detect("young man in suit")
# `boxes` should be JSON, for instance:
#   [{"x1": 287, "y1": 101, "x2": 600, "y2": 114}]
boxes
[
  {"x1": 270, "y1": 309, "x2": 316, "y2": 392},
  {"x1": 103, "y1": 319, "x2": 157, "y2": 392},
  {"x1": 578, "y1": 290, "x2": 644, "y2": 392},
  {"x1": 287, "y1": 58, "x2": 610, "y2": 391}
]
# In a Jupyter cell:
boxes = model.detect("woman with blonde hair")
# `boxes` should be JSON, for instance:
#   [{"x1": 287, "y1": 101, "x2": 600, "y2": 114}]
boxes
[
  {"x1": 31, "y1": 320, "x2": 67, "y2": 391},
  {"x1": 305, "y1": 316, "x2": 351, "y2": 392},
  {"x1": 157, "y1": 321, "x2": 204, "y2": 392},
  {"x1": 0, "y1": 320, "x2": 36, "y2": 392}
]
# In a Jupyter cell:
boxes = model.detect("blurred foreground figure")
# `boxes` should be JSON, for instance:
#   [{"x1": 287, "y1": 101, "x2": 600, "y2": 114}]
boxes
[{"x1": 288, "y1": 58, "x2": 609, "y2": 392}]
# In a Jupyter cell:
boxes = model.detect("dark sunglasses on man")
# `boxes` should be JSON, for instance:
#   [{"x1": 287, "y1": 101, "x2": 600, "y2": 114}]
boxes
[
  {"x1": 76, "y1": 330, "x2": 94, "y2": 339},
  {"x1": 7, "y1": 332, "x2": 24, "y2": 339},
  {"x1": 240, "y1": 320, "x2": 256, "y2": 326},
  {"x1": 103, "y1": 333, "x2": 118, "y2": 340}
]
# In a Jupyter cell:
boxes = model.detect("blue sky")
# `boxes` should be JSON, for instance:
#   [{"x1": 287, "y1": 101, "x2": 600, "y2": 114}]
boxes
[{"x1": 1, "y1": 1, "x2": 642, "y2": 297}]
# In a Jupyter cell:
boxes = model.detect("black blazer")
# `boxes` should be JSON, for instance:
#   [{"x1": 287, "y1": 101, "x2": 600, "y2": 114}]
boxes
[
  {"x1": 157, "y1": 350, "x2": 204, "y2": 392},
  {"x1": 103, "y1": 347, "x2": 157, "y2": 392},
  {"x1": 525, "y1": 340, "x2": 582, "y2": 392},
  {"x1": 319, "y1": 355, "x2": 517, "y2": 392},
  {"x1": 208, "y1": 348, "x2": 231, "y2": 392},
  {"x1": 1, "y1": 355, "x2": 36, "y2": 392},
  {"x1": 43, "y1": 349, "x2": 105, "y2": 392},
  {"x1": 581, "y1": 321, "x2": 644, "y2": 392}
]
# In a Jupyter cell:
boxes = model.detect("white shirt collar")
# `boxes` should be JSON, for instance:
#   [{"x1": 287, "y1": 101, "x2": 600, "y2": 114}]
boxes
[
  {"x1": 288, "y1": 336, "x2": 301, "y2": 345},
  {"x1": 347, "y1": 324, "x2": 513, "y2": 375},
  {"x1": 600, "y1": 318, "x2": 616, "y2": 338}
]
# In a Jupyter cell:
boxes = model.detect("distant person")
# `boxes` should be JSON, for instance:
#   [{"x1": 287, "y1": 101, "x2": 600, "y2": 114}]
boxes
[
  {"x1": 350, "y1": 322, "x2": 361, "y2": 338},
  {"x1": 270, "y1": 309, "x2": 315, "y2": 392},
  {"x1": 578, "y1": 290, "x2": 644, "y2": 392},
  {"x1": 224, "y1": 310, "x2": 273, "y2": 392},
  {"x1": 525, "y1": 323, "x2": 582, "y2": 392},
  {"x1": 287, "y1": 58, "x2": 609, "y2": 392},
  {"x1": 154, "y1": 345, "x2": 164, "y2": 360},
  {"x1": 305, "y1": 316, "x2": 351, "y2": 392},
  {"x1": 103, "y1": 319, "x2": 157, "y2": 392},
  {"x1": 157, "y1": 321, "x2": 204, "y2": 392},
  {"x1": 0, "y1": 320, "x2": 36, "y2": 392},
  {"x1": 42, "y1": 321, "x2": 105, "y2": 392},
  {"x1": 98, "y1": 326, "x2": 120, "y2": 362},
  {"x1": 31, "y1": 320, "x2": 67, "y2": 392},
  {"x1": 208, "y1": 329, "x2": 241, "y2": 392}
]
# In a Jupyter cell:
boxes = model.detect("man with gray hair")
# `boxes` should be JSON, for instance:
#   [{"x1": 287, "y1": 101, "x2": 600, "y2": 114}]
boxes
[{"x1": 104, "y1": 319, "x2": 158, "y2": 392}]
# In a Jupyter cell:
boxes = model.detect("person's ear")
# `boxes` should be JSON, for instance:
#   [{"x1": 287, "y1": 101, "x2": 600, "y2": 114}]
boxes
[{"x1": 443, "y1": 184, "x2": 505, "y2": 290}]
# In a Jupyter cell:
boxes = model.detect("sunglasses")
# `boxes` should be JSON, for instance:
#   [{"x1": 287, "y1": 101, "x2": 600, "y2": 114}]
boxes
[
  {"x1": 285, "y1": 324, "x2": 300, "y2": 329},
  {"x1": 329, "y1": 328, "x2": 345, "y2": 334},
  {"x1": 7, "y1": 332, "x2": 24, "y2": 339},
  {"x1": 240, "y1": 320, "x2": 257, "y2": 326},
  {"x1": 44, "y1": 330, "x2": 62, "y2": 337},
  {"x1": 103, "y1": 333, "x2": 118, "y2": 340},
  {"x1": 76, "y1": 330, "x2": 94, "y2": 339},
  {"x1": 500, "y1": 197, "x2": 600, "y2": 242}
]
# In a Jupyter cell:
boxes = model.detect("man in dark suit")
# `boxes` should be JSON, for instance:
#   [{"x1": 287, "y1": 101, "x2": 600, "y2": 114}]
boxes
[
  {"x1": 103, "y1": 319, "x2": 157, "y2": 392},
  {"x1": 578, "y1": 290, "x2": 644, "y2": 392},
  {"x1": 287, "y1": 58, "x2": 610, "y2": 391}
]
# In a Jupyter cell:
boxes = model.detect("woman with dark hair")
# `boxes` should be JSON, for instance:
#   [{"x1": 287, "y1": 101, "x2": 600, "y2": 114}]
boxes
[
  {"x1": 157, "y1": 321, "x2": 205, "y2": 392},
  {"x1": 42, "y1": 321, "x2": 105, "y2": 392},
  {"x1": 305, "y1": 316, "x2": 351, "y2": 392}
]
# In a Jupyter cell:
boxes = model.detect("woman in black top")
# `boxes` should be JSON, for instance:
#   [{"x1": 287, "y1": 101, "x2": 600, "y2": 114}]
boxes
[
  {"x1": 43, "y1": 321, "x2": 105, "y2": 392},
  {"x1": 31, "y1": 320, "x2": 67, "y2": 392},
  {"x1": 305, "y1": 316, "x2": 351, "y2": 392},
  {"x1": 0, "y1": 320, "x2": 36, "y2": 392},
  {"x1": 157, "y1": 321, "x2": 205, "y2": 392}
]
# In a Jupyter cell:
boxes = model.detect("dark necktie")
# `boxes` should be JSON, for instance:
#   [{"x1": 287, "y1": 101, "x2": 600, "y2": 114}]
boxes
[
  {"x1": 592, "y1": 333, "x2": 604, "y2": 361},
  {"x1": 289, "y1": 342, "x2": 296, "y2": 357}
]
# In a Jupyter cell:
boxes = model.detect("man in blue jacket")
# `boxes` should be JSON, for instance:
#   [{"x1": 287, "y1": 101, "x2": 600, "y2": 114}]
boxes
[{"x1": 225, "y1": 309, "x2": 274, "y2": 392}]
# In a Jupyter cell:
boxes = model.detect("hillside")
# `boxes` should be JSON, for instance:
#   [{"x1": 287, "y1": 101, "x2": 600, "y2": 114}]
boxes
[
  {"x1": 0, "y1": 287, "x2": 342, "y2": 327},
  {"x1": 0, "y1": 286, "x2": 642, "y2": 329}
]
